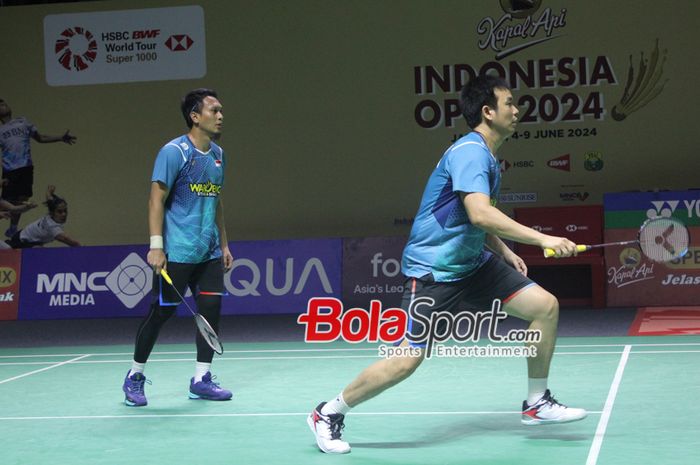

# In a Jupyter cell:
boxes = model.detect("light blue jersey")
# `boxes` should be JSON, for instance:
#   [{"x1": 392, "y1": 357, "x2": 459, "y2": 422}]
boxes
[
  {"x1": 402, "y1": 132, "x2": 501, "y2": 282},
  {"x1": 0, "y1": 118, "x2": 37, "y2": 171},
  {"x1": 152, "y1": 135, "x2": 225, "y2": 264}
]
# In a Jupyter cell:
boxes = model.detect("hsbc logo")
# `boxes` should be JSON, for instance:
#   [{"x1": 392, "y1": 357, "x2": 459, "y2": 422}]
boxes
[
  {"x1": 565, "y1": 224, "x2": 590, "y2": 232},
  {"x1": 499, "y1": 159, "x2": 534, "y2": 172},
  {"x1": 165, "y1": 34, "x2": 194, "y2": 51},
  {"x1": 531, "y1": 225, "x2": 553, "y2": 232},
  {"x1": 547, "y1": 154, "x2": 570, "y2": 171}
]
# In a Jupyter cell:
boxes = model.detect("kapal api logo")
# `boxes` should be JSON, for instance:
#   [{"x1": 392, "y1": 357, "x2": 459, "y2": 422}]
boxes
[{"x1": 478, "y1": 0, "x2": 567, "y2": 60}]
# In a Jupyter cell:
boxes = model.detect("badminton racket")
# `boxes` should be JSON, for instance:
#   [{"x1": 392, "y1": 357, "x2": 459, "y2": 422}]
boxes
[
  {"x1": 160, "y1": 269, "x2": 224, "y2": 355},
  {"x1": 544, "y1": 217, "x2": 689, "y2": 263}
]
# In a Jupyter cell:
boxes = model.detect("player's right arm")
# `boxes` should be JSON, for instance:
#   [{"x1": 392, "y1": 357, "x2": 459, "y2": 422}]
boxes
[
  {"x1": 462, "y1": 192, "x2": 578, "y2": 257},
  {"x1": 147, "y1": 142, "x2": 186, "y2": 273},
  {"x1": 32, "y1": 129, "x2": 76, "y2": 145},
  {"x1": 147, "y1": 181, "x2": 168, "y2": 274}
]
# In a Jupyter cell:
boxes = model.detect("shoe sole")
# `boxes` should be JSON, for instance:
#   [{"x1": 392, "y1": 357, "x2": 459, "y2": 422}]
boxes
[
  {"x1": 306, "y1": 414, "x2": 351, "y2": 454},
  {"x1": 188, "y1": 392, "x2": 232, "y2": 400},
  {"x1": 521, "y1": 413, "x2": 588, "y2": 426},
  {"x1": 124, "y1": 397, "x2": 146, "y2": 407}
]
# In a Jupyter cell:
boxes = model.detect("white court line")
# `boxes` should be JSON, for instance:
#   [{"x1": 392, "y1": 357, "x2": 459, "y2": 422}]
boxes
[
  {"x1": 0, "y1": 354, "x2": 91, "y2": 385},
  {"x1": 0, "y1": 341, "x2": 699, "y2": 360},
  {"x1": 558, "y1": 343, "x2": 700, "y2": 348},
  {"x1": 1, "y1": 349, "x2": 698, "y2": 367},
  {"x1": 0, "y1": 410, "x2": 604, "y2": 421},
  {"x1": 1, "y1": 341, "x2": 699, "y2": 360},
  {"x1": 586, "y1": 344, "x2": 631, "y2": 465}
]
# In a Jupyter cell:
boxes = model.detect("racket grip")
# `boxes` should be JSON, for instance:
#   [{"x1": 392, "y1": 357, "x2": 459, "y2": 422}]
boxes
[
  {"x1": 160, "y1": 269, "x2": 173, "y2": 285},
  {"x1": 543, "y1": 244, "x2": 589, "y2": 258}
]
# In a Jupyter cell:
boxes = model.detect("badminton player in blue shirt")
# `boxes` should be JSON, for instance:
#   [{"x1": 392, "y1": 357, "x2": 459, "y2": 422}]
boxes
[
  {"x1": 122, "y1": 89, "x2": 234, "y2": 406},
  {"x1": 308, "y1": 76, "x2": 587, "y2": 453}
]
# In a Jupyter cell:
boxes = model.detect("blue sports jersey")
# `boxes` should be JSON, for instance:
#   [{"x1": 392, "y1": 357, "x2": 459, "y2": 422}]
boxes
[
  {"x1": 402, "y1": 132, "x2": 501, "y2": 282},
  {"x1": 0, "y1": 118, "x2": 37, "y2": 171},
  {"x1": 151, "y1": 135, "x2": 225, "y2": 264}
]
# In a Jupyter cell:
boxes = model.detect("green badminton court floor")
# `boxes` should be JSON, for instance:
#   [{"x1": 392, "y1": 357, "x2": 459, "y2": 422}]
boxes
[{"x1": 0, "y1": 335, "x2": 698, "y2": 465}]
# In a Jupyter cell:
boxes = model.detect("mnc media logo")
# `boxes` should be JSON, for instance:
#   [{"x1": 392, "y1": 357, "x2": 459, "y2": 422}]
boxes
[{"x1": 36, "y1": 253, "x2": 152, "y2": 308}]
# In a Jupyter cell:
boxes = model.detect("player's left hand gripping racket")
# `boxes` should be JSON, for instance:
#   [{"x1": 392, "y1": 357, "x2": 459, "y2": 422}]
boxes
[
  {"x1": 544, "y1": 217, "x2": 690, "y2": 263},
  {"x1": 160, "y1": 269, "x2": 224, "y2": 355}
]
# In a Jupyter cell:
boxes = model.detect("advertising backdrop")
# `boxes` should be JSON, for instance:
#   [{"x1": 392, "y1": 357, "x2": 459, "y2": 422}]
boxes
[
  {"x1": 0, "y1": 0, "x2": 697, "y2": 247},
  {"x1": 15, "y1": 239, "x2": 341, "y2": 319},
  {"x1": 342, "y1": 236, "x2": 407, "y2": 309},
  {"x1": 0, "y1": 250, "x2": 22, "y2": 321},
  {"x1": 604, "y1": 191, "x2": 700, "y2": 306}
]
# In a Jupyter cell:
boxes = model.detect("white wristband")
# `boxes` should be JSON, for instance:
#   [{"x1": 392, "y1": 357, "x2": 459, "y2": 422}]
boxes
[{"x1": 150, "y1": 235, "x2": 163, "y2": 249}]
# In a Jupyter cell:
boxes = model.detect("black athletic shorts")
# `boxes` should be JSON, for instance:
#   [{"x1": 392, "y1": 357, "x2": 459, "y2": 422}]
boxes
[
  {"x1": 400, "y1": 254, "x2": 535, "y2": 347},
  {"x1": 1, "y1": 166, "x2": 34, "y2": 201},
  {"x1": 155, "y1": 259, "x2": 225, "y2": 306}
]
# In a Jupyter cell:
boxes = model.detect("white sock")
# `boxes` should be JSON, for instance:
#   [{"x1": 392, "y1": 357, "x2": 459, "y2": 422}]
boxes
[
  {"x1": 194, "y1": 362, "x2": 211, "y2": 383},
  {"x1": 527, "y1": 377, "x2": 548, "y2": 405},
  {"x1": 321, "y1": 392, "x2": 351, "y2": 416},
  {"x1": 129, "y1": 361, "x2": 145, "y2": 377}
]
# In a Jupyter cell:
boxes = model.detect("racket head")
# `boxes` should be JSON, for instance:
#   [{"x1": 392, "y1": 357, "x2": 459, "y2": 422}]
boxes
[
  {"x1": 638, "y1": 217, "x2": 690, "y2": 263},
  {"x1": 195, "y1": 313, "x2": 224, "y2": 355}
]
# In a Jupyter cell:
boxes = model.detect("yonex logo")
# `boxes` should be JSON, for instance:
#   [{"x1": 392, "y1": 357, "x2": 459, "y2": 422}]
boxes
[
  {"x1": 54, "y1": 26, "x2": 98, "y2": 71},
  {"x1": 105, "y1": 253, "x2": 153, "y2": 309},
  {"x1": 647, "y1": 199, "x2": 700, "y2": 219},
  {"x1": 647, "y1": 201, "x2": 679, "y2": 219},
  {"x1": 165, "y1": 34, "x2": 194, "y2": 51}
]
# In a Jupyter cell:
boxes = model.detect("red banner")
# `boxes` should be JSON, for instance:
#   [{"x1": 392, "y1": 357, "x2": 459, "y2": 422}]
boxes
[{"x1": 0, "y1": 249, "x2": 21, "y2": 321}]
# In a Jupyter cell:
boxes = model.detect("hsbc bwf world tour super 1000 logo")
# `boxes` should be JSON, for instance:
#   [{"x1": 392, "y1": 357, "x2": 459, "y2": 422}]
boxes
[{"x1": 54, "y1": 27, "x2": 98, "y2": 71}]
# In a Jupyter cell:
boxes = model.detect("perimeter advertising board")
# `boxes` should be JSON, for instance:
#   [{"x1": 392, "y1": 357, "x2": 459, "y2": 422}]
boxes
[
  {"x1": 0, "y1": 249, "x2": 22, "y2": 321},
  {"x1": 17, "y1": 239, "x2": 341, "y2": 319},
  {"x1": 605, "y1": 191, "x2": 700, "y2": 306}
]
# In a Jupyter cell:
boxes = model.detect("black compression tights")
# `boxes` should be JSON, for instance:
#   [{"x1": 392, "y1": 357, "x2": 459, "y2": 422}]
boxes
[{"x1": 133, "y1": 294, "x2": 222, "y2": 364}]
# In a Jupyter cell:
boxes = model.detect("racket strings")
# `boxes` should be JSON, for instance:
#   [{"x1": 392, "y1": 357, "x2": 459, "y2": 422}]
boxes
[{"x1": 639, "y1": 218, "x2": 689, "y2": 262}]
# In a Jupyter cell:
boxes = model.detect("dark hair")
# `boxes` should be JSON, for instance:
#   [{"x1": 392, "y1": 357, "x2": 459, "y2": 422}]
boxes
[
  {"x1": 181, "y1": 88, "x2": 218, "y2": 128},
  {"x1": 459, "y1": 75, "x2": 511, "y2": 129},
  {"x1": 45, "y1": 194, "x2": 67, "y2": 214}
]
